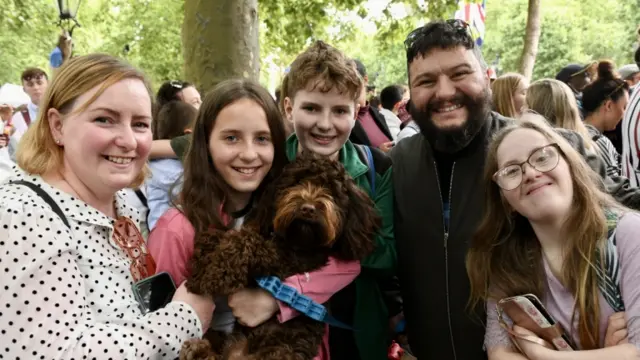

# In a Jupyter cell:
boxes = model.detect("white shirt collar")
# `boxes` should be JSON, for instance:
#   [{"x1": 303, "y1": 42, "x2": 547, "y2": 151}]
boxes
[{"x1": 27, "y1": 102, "x2": 39, "y2": 118}]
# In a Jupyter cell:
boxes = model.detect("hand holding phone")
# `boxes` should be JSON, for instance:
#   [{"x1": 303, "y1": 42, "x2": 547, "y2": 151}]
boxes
[
  {"x1": 132, "y1": 272, "x2": 177, "y2": 314},
  {"x1": 497, "y1": 294, "x2": 575, "y2": 351}
]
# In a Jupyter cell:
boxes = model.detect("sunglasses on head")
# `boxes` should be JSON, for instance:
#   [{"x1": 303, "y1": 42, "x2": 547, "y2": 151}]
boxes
[
  {"x1": 169, "y1": 80, "x2": 183, "y2": 89},
  {"x1": 404, "y1": 19, "x2": 472, "y2": 52}
]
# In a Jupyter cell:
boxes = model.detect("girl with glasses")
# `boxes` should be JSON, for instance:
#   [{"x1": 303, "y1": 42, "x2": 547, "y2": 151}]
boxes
[{"x1": 467, "y1": 113, "x2": 640, "y2": 359}]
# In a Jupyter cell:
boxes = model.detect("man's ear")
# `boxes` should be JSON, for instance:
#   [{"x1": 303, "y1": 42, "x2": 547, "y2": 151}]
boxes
[
  {"x1": 482, "y1": 68, "x2": 491, "y2": 87},
  {"x1": 283, "y1": 97, "x2": 294, "y2": 123},
  {"x1": 48, "y1": 108, "x2": 64, "y2": 146}
]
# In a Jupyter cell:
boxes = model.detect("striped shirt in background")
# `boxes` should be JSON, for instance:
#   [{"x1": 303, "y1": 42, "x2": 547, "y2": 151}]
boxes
[
  {"x1": 622, "y1": 86, "x2": 640, "y2": 187},
  {"x1": 586, "y1": 124, "x2": 621, "y2": 177}
]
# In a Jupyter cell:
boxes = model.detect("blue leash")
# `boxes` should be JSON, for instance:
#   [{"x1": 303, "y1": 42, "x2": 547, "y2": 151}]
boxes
[{"x1": 256, "y1": 276, "x2": 356, "y2": 331}]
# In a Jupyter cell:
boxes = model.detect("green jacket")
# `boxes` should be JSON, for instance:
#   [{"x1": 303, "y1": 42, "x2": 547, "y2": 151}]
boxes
[{"x1": 286, "y1": 135, "x2": 396, "y2": 360}]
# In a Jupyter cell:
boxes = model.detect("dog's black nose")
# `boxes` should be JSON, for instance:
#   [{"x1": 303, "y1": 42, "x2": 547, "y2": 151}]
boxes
[{"x1": 300, "y1": 204, "x2": 316, "y2": 214}]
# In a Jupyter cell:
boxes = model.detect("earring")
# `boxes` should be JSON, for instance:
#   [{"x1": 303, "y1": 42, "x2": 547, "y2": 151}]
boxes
[{"x1": 55, "y1": 139, "x2": 61, "y2": 145}]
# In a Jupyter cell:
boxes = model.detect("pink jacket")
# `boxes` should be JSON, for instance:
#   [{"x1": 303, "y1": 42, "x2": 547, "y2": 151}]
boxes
[{"x1": 147, "y1": 208, "x2": 360, "y2": 360}]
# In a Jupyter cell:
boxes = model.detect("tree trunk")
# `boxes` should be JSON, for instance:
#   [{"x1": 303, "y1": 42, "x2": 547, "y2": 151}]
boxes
[
  {"x1": 182, "y1": 0, "x2": 259, "y2": 93},
  {"x1": 518, "y1": 0, "x2": 541, "y2": 80}
]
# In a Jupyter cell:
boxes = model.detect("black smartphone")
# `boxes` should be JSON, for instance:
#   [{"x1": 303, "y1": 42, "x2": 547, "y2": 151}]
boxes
[{"x1": 132, "y1": 272, "x2": 177, "y2": 314}]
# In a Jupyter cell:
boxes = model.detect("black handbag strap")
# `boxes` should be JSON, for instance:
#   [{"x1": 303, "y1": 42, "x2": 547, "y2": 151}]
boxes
[{"x1": 11, "y1": 180, "x2": 70, "y2": 229}]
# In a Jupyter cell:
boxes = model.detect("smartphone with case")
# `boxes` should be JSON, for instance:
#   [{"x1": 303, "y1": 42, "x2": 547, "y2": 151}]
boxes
[
  {"x1": 132, "y1": 272, "x2": 176, "y2": 314},
  {"x1": 497, "y1": 294, "x2": 575, "y2": 351}
]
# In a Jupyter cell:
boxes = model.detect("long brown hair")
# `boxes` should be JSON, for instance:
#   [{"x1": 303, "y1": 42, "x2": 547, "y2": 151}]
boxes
[
  {"x1": 466, "y1": 114, "x2": 621, "y2": 349},
  {"x1": 180, "y1": 79, "x2": 288, "y2": 236}
]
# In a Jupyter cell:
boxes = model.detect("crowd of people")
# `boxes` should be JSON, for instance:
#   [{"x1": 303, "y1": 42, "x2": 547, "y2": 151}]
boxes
[{"x1": 2, "y1": 18, "x2": 640, "y2": 360}]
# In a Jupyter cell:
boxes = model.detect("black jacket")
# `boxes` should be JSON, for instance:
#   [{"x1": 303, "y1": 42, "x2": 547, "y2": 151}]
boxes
[
  {"x1": 350, "y1": 106, "x2": 393, "y2": 147},
  {"x1": 390, "y1": 112, "x2": 640, "y2": 360}
]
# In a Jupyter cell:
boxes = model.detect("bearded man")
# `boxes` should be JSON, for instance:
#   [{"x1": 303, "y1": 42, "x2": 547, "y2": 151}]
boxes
[{"x1": 390, "y1": 19, "x2": 640, "y2": 360}]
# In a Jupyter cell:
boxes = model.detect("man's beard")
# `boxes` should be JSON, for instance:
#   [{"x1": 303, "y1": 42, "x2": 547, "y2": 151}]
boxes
[{"x1": 410, "y1": 87, "x2": 492, "y2": 154}]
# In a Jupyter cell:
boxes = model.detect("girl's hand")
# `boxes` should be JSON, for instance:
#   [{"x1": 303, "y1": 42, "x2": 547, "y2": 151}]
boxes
[
  {"x1": 512, "y1": 325, "x2": 555, "y2": 360},
  {"x1": 605, "y1": 312, "x2": 629, "y2": 347},
  {"x1": 228, "y1": 288, "x2": 279, "y2": 327}
]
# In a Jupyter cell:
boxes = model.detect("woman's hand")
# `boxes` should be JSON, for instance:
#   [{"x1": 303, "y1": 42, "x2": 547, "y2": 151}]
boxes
[
  {"x1": 605, "y1": 312, "x2": 629, "y2": 347},
  {"x1": 228, "y1": 288, "x2": 279, "y2": 327},
  {"x1": 172, "y1": 281, "x2": 215, "y2": 331},
  {"x1": 512, "y1": 325, "x2": 555, "y2": 360}
]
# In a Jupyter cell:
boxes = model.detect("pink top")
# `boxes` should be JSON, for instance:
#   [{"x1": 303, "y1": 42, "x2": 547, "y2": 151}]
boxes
[
  {"x1": 358, "y1": 106, "x2": 390, "y2": 148},
  {"x1": 148, "y1": 208, "x2": 361, "y2": 359},
  {"x1": 485, "y1": 212, "x2": 640, "y2": 350}
]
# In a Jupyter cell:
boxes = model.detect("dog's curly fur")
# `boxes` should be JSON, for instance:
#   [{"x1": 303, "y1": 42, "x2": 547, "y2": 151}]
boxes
[{"x1": 181, "y1": 151, "x2": 381, "y2": 360}]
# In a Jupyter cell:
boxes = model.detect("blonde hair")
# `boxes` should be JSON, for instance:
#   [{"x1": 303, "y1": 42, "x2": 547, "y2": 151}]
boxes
[
  {"x1": 491, "y1": 73, "x2": 526, "y2": 118},
  {"x1": 525, "y1": 79, "x2": 594, "y2": 150},
  {"x1": 467, "y1": 113, "x2": 622, "y2": 349},
  {"x1": 17, "y1": 53, "x2": 152, "y2": 188}
]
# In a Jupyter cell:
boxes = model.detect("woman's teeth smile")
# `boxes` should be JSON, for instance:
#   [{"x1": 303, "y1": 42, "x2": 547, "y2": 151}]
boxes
[
  {"x1": 105, "y1": 156, "x2": 133, "y2": 164},
  {"x1": 233, "y1": 167, "x2": 259, "y2": 174}
]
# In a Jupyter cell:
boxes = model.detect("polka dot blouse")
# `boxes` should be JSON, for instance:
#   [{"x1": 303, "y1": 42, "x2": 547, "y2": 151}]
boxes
[{"x1": 0, "y1": 168, "x2": 202, "y2": 359}]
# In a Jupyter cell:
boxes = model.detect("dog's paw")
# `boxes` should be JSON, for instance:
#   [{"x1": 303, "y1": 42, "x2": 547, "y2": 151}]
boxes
[{"x1": 180, "y1": 338, "x2": 216, "y2": 360}]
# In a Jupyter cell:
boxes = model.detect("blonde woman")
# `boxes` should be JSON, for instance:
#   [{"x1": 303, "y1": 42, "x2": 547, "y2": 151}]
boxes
[
  {"x1": 525, "y1": 79, "x2": 595, "y2": 152},
  {"x1": 0, "y1": 54, "x2": 214, "y2": 358},
  {"x1": 467, "y1": 114, "x2": 640, "y2": 359},
  {"x1": 492, "y1": 73, "x2": 529, "y2": 118}
]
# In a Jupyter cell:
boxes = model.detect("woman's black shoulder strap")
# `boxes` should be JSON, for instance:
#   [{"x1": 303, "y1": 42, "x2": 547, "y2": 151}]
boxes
[{"x1": 10, "y1": 180, "x2": 70, "y2": 229}]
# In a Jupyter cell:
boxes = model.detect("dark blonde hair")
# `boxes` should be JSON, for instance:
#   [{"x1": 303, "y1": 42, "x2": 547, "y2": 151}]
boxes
[
  {"x1": 466, "y1": 113, "x2": 621, "y2": 349},
  {"x1": 491, "y1": 73, "x2": 526, "y2": 118},
  {"x1": 526, "y1": 79, "x2": 594, "y2": 151},
  {"x1": 17, "y1": 54, "x2": 152, "y2": 188},
  {"x1": 284, "y1": 41, "x2": 363, "y2": 104}
]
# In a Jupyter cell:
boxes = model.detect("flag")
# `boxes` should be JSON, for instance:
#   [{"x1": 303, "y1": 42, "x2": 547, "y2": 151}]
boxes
[{"x1": 454, "y1": 0, "x2": 486, "y2": 47}]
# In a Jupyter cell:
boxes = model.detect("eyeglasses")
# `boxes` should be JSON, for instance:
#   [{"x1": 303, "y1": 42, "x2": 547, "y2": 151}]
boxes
[
  {"x1": 493, "y1": 144, "x2": 562, "y2": 191},
  {"x1": 113, "y1": 217, "x2": 156, "y2": 282},
  {"x1": 404, "y1": 19, "x2": 471, "y2": 52}
]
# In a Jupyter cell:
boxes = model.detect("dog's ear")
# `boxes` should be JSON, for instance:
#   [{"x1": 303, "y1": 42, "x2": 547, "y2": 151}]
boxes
[{"x1": 332, "y1": 179, "x2": 380, "y2": 261}]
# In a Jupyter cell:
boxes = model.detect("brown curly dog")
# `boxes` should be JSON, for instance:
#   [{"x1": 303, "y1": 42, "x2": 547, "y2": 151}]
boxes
[{"x1": 180, "y1": 151, "x2": 381, "y2": 360}]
